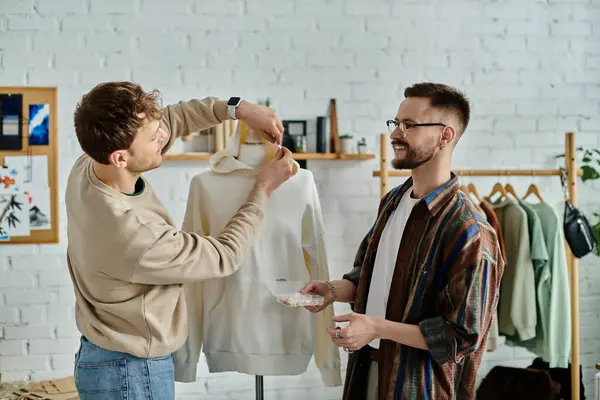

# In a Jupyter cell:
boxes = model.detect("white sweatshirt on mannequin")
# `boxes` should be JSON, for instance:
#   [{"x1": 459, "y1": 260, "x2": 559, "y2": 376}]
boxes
[{"x1": 173, "y1": 125, "x2": 342, "y2": 387}]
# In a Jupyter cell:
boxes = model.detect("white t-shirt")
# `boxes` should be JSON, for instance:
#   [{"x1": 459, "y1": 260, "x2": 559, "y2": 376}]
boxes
[{"x1": 366, "y1": 188, "x2": 421, "y2": 348}]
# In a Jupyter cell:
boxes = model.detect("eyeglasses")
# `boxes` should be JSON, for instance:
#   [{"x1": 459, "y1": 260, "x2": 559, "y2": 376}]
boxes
[{"x1": 386, "y1": 119, "x2": 447, "y2": 135}]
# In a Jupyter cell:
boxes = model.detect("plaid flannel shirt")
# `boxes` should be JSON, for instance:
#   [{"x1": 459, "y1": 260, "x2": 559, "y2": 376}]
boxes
[{"x1": 341, "y1": 174, "x2": 504, "y2": 400}]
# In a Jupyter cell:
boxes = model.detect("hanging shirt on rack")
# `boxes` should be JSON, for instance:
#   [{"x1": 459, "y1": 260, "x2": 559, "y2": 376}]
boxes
[
  {"x1": 522, "y1": 201, "x2": 571, "y2": 368},
  {"x1": 488, "y1": 197, "x2": 537, "y2": 341},
  {"x1": 518, "y1": 200, "x2": 549, "y2": 273},
  {"x1": 479, "y1": 201, "x2": 507, "y2": 352}
]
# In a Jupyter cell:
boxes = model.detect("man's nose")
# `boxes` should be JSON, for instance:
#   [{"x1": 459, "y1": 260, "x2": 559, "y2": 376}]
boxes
[{"x1": 390, "y1": 128, "x2": 406, "y2": 139}]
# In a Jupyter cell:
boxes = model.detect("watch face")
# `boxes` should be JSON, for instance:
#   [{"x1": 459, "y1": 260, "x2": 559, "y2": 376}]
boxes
[{"x1": 227, "y1": 97, "x2": 241, "y2": 106}]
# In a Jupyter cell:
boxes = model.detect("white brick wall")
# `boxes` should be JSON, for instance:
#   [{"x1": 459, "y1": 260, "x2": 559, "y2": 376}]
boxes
[{"x1": 1, "y1": 0, "x2": 599, "y2": 398}]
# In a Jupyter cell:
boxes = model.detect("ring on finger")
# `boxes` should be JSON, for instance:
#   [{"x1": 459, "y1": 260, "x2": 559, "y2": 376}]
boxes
[{"x1": 335, "y1": 327, "x2": 341, "y2": 339}]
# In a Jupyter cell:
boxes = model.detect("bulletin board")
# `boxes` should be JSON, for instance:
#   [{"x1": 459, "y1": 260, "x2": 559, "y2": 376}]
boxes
[{"x1": 0, "y1": 86, "x2": 58, "y2": 244}]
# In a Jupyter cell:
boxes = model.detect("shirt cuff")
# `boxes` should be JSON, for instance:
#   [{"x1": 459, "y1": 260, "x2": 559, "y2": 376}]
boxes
[
  {"x1": 419, "y1": 316, "x2": 451, "y2": 365},
  {"x1": 214, "y1": 99, "x2": 229, "y2": 122},
  {"x1": 342, "y1": 267, "x2": 361, "y2": 287}
]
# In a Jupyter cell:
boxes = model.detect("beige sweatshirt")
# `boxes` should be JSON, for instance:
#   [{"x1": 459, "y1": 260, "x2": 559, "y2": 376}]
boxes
[{"x1": 65, "y1": 97, "x2": 268, "y2": 358}]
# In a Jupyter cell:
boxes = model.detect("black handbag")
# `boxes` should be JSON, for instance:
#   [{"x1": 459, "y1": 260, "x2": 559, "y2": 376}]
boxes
[{"x1": 561, "y1": 168, "x2": 598, "y2": 258}]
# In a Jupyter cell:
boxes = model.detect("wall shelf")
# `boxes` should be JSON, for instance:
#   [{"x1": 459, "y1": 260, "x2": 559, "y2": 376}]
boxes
[{"x1": 162, "y1": 152, "x2": 376, "y2": 161}]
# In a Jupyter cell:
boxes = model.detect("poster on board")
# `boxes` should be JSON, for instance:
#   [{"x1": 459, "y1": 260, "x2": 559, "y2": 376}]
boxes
[
  {"x1": 0, "y1": 93, "x2": 23, "y2": 150},
  {"x1": 0, "y1": 164, "x2": 20, "y2": 194},
  {"x1": 0, "y1": 193, "x2": 30, "y2": 239},
  {"x1": 2, "y1": 156, "x2": 51, "y2": 231},
  {"x1": 28, "y1": 104, "x2": 50, "y2": 146},
  {"x1": 4, "y1": 155, "x2": 49, "y2": 188},
  {"x1": 23, "y1": 186, "x2": 51, "y2": 230}
]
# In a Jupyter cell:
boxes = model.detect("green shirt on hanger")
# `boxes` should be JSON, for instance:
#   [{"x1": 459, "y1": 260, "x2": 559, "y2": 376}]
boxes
[
  {"x1": 504, "y1": 200, "x2": 549, "y2": 347},
  {"x1": 524, "y1": 201, "x2": 571, "y2": 368},
  {"x1": 488, "y1": 197, "x2": 537, "y2": 341},
  {"x1": 518, "y1": 200, "x2": 549, "y2": 272}
]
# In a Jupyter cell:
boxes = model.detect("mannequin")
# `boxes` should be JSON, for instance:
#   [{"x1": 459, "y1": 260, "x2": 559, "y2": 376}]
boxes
[
  {"x1": 173, "y1": 122, "x2": 341, "y2": 387},
  {"x1": 238, "y1": 130, "x2": 270, "y2": 166}
]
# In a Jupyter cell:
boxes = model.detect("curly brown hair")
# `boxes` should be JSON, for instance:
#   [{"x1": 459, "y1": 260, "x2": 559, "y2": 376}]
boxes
[
  {"x1": 404, "y1": 82, "x2": 470, "y2": 135},
  {"x1": 74, "y1": 82, "x2": 163, "y2": 164}
]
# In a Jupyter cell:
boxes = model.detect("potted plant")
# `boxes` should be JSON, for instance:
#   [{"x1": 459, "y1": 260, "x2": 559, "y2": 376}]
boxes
[
  {"x1": 556, "y1": 147, "x2": 600, "y2": 255},
  {"x1": 339, "y1": 134, "x2": 355, "y2": 154}
]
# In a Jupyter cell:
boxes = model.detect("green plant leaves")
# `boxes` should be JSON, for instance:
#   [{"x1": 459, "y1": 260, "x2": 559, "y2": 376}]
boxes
[{"x1": 581, "y1": 165, "x2": 600, "y2": 182}]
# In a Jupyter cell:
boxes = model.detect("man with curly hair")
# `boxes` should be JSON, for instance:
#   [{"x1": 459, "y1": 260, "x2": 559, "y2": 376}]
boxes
[{"x1": 66, "y1": 81, "x2": 295, "y2": 399}]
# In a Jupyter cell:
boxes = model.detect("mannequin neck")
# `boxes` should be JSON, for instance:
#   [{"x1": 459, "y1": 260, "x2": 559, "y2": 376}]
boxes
[{"x1": 238, "y1": 143, "x2": 268, "y2": 167}]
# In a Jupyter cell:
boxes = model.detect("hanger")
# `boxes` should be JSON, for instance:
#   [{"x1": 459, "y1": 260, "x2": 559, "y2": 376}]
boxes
[
  {"x1": 464, "y1": 171, "x2": 481, "y2": 203},
  {"x1": 504, "y1": 183, "x2": 519, "y2": 199},
  {"x1": 499, "y1": 170, "x2": 519, "y2": 199},
  {"x1": 457, "y1": 171, "x2": 467, "y2": 193},
  {"x1": 523, "y1": 170, "x2": 543, "y2": 201},
  {"x1": 486, "y1": 181, "x2": 507, "y2": 201},
  {"x1": 467, "y1": 182, "x2": 482, "y2": 203}
]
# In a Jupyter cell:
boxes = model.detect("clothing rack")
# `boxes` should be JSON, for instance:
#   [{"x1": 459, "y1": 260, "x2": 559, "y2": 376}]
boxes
[{"x1": 372, "y1": 132, "x2": 583, "y2": 400}]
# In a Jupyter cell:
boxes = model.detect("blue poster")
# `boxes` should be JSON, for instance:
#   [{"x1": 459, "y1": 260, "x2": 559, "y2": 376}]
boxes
[{"x1": 28, "y1": 104, "x2": 49, "y2": 146}]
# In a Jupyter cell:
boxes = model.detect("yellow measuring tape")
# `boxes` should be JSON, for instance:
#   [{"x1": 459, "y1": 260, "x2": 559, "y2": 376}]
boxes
[{"x1": 238, "y1": 120, "x2": 277, "y2": 160}]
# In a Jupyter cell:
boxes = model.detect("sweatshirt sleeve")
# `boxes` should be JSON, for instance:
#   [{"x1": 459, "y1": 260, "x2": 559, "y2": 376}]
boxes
[
  {"x1": 173, "y1": 176, "x2": 211, "y2": 382},
  {"x1": 418, "y1": 222, "x2": 503, "y2": 365},
  {"x1": 548, "y1": 212, "x2": 571, "y2": 368},
  {"x1": 302, "y1": 176, "x2": 342, "y2": 387},
  {"x1": 127, "y1": 187, "x2": 268, "y2": 285},
  {"x1": 160, "y1": 97, "x2": 229, "y2": 154},
  {"x1": 508, "y1": 208, "x2": 537, "y2": 341}
]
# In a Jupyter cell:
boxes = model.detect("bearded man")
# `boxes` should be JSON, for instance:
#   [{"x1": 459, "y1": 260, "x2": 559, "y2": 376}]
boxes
[{"x1": 301, "y1": 82, "x2": 504, "y2": 400}]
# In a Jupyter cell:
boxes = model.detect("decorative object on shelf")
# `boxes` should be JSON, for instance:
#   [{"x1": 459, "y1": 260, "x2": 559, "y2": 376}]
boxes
[
  {"x1": 282, "y1": 120, "x2": 307, "y2": 136},
  {"x1": 182, "y1": 128, "x2": 213, "y2": 153},
  {"x1": 316, "y1": 116, "x2": 327, "y2": 153},
  {"x1": 339, "y1": 134, "x2": 355, "y2": 154},
  {"x1": 282, "y1": 120, "x2": 307, "y2": 155},
  {"x1": 357, "y1": 137, "x2": 367, "y2": 154},
  {"x1": 281, "y1": 130, "x2": 297, "y2": 153},
  {"x1": 294, "y1": 135, "x2": 307, "y2": 153},
  {"x1": 329, "y1": 99, "x2": 340, "y2": 156}
]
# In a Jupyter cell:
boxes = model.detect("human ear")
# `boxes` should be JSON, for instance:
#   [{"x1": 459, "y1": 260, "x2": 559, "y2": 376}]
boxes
[
  {"x1": 108, "y1": 150, "x2": 128, "y2": 167},
  {"x1": 440, "y1": 125, "x2": 456, "y2": 146}
]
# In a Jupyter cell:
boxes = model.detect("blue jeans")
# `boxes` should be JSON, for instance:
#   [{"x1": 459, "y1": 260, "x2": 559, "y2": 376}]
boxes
[{"x1": 74, "y1": 336, "x2": 175, "y2": 400}]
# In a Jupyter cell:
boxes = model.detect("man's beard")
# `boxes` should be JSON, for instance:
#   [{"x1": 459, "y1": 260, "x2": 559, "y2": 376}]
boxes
[
  {"x1": 391, "y1": 140, "x2": 438, "y2": 170},
  {"x1": 126, "y1": 156, "x2": 162, "y2": 174}
]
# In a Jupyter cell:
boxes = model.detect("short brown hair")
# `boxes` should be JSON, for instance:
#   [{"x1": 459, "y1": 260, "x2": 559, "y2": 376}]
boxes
[
  {"x1": 74, "y1": 82, "x2": 163, "y2": 164},
  {"x1": 404, "y1": 82, "x2": 470, "y2": 134}
]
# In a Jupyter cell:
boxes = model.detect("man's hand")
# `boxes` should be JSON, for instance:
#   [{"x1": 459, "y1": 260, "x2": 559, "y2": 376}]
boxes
[
  {"x1": 236, "y1": 101, "x2": 284, "y2": 145},
  {"x1": 254, "y1": 147, "x2": 296, "y2": 196},
  {"x1": 299, "y1": 280, "x2": 334, "y2": 313},
  {"x1": 328, "y1": 312, "x2": 380, "y2": 352}
]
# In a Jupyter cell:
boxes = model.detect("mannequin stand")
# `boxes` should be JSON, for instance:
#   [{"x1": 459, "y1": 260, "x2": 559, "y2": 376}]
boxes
[{"x1": 255, "y1": 375, "x2": 264, "y2": 400}]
